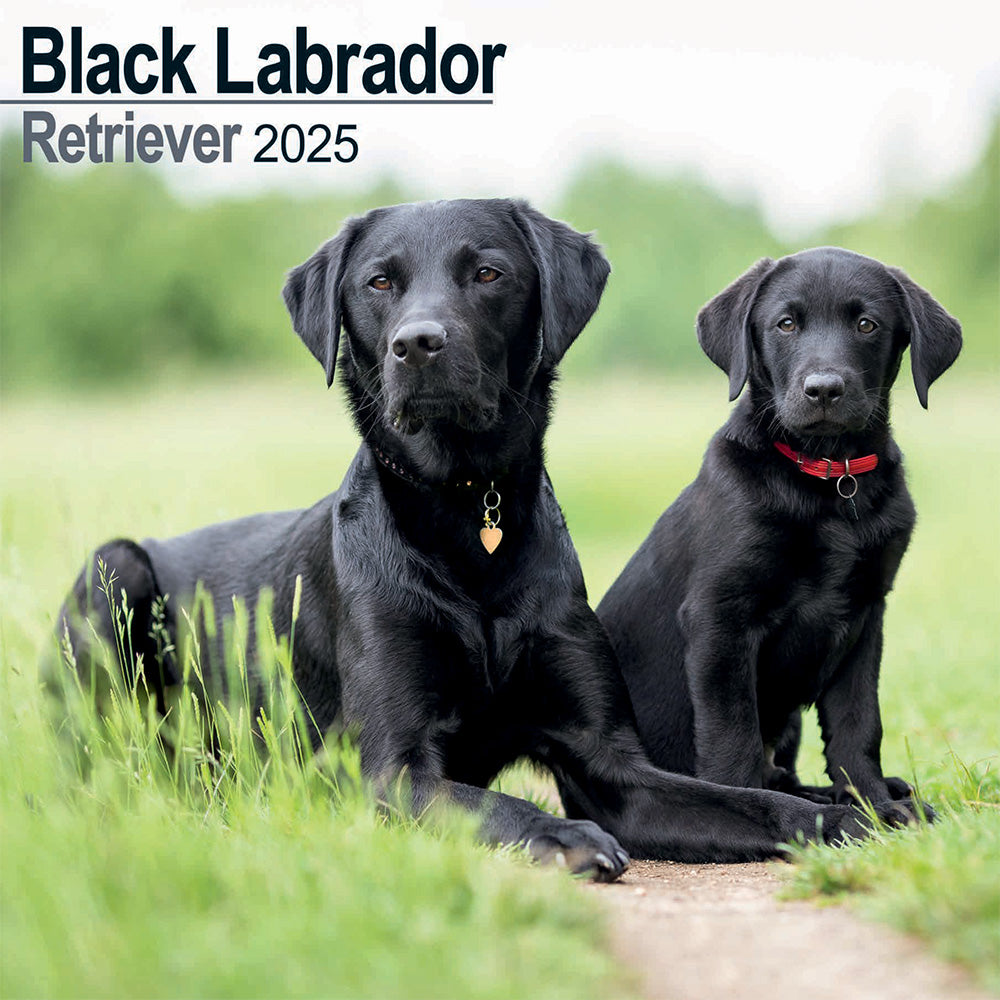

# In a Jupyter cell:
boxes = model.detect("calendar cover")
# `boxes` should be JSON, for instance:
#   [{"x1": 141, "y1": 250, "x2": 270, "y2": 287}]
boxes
[{"x1": 1, "y1": 2, "x2": 997, "y2": 998}]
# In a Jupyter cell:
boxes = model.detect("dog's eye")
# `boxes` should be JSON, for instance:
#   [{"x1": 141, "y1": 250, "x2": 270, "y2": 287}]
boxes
[
  {"x1": 857, "y1": 317, "x2": 877, "y2": 334},
  {"x1": 777, "y1": 317, "x2": 797, "y2": 333},
  {"x1": 370, "y1": 275, "x2": 392, "y2": 291},
  {"x1": 475, "y1": 266, "x2": 501, "y2": 284}
]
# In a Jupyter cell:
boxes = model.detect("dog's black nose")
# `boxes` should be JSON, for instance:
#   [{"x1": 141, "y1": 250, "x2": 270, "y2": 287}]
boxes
[
  {"x1": 391, "y1": 322, "x2": 447, "y2": 367},
  {"x1": 803, "y1": 372, "x2": 845, "y2": 405}
]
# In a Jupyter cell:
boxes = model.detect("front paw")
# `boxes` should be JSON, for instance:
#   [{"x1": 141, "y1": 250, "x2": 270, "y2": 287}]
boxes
[
  {"x1": 764, "y1": 767, "x2": 833, "y2": 804},
  {"x1": 879, "y1": 796, "x2": 937, "y2": 823},
  {"x1": 830, "y1": 779, "x2": 936, "y2": 822},
  {"x1": 819, "y1": 798, "x2": 934, "y2": 845},
  {"x1": 525, "y1": 817, "x2": 630, "y2": 883},
  {"x1": 884, "y1": 775, "x2": 916, "y2": 801}
]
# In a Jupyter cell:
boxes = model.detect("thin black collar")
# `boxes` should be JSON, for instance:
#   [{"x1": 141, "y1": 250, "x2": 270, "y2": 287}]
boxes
[{"x1": 369, "y1": 442, "x2": 496, "y2": 491}]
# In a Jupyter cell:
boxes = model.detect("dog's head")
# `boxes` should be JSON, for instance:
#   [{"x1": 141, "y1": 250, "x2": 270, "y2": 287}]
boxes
[
  {"x1": 697, "y1": 247, "x2": 962, "y2": 440},
  {"x1": 283, "y1": 199, "x2": 609, "y2": 476}
]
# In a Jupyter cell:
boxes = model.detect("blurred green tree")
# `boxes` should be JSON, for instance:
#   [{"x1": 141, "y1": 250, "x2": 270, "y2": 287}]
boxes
[{"x1": 1, "y1": 118, "x2": 996, "y2": 392}]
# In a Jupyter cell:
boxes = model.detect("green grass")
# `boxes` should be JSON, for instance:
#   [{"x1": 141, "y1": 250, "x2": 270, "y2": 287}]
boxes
[
  {"x1": 2, "y1": 654, "x2": 624, "y2": 1000},
  {"x1": 0, "y1": 372, "x2": 637, "y2": 1000},
  {"x1": 1, "y1": 370, "x2": 998, "y2": 995},
  {"x1": 782, "y1": 808, "x2": 1000, "y2": 992}
]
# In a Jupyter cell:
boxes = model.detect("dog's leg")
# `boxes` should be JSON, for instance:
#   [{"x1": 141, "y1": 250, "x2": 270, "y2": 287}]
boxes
[
  {"x1": 348, "y1": 651, "x2": 629, "y2": 881},
  {"x1": 51, "y1": 538, "x2": 175, "y2": 714},
  {"x1": 550, "y1": 737, "x2": 917, "y2": 862},
  {"x1": 817, "y1": 603, "x2": 890, "y2": 804},
  {"x1": 760, "y1": 712, "x2": 833, "y2": 803},
  {"x1": 772, "y1": 710, "x2": 802, "y2": 772},
  {"x1": 370, "y1": 762, "x2": 629, "y2": 881},
  {"x1": 421, "y1": 777, "x2": 629, "y2": 881},
  {"x1": 817, "y1": 603, "x2": 933, "y2": 818},
  {"x1": 540, "y1": 623, "x2": 914, "y2": 861},
  {"x1": 680, "y1": 599, "x2": 766, "y2": 787}
]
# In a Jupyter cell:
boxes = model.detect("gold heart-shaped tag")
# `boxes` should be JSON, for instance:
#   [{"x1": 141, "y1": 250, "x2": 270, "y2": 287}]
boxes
[{"x1": 480, "y1": 526, "x2": 503, "y2": 554}]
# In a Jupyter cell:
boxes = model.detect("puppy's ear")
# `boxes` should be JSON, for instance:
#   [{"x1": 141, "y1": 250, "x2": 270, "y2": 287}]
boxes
[
  {"x1": 887, "y1": 267, "x2": 962, "y2": 409},
  {"x1": 511, "y1": 201, "x2": 611, "y2": 363},
  {"x1": 283, "y1": 216, "x2": 366, "y2": 387},
  {"x1": 696, "y1": 258, "x2": 775, "y2": 401}
]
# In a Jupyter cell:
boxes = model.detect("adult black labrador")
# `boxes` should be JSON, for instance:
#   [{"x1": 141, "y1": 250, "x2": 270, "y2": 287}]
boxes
[
  {"x1": 598, "y1": 247, "x2": 961, "y2": 809},
  {"x1": 58, "y1": 207, "x2": 902, "y2": 879}
]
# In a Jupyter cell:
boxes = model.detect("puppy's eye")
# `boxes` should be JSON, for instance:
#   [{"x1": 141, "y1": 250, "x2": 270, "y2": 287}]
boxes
[
  {"x1": 370, "y1": 275, "x2": 392, "y2": 291},
  {"x1": 475, "y1": 266, "x2": 501, "y2": 284},
  {"x1": 777, "y1": 317, "x2": 797, "y2": 333},
  {"x1": 858, "y1": 317, "x2": 877, "y2": 334}
]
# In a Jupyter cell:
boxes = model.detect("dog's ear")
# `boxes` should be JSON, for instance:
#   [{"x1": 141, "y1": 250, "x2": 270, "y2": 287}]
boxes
[
  {"x1": 887, "y1": 267, "x2": 962, "y2": 409},
  {"x1": 696, "y1": 258, "x2": 775, "y2": 401},
  {"x1": 510, "y1": 201, "x2": 611, "y2": 363},
  {"x1": 283, "y1": 216, "x2": 366, "y2": 387}
]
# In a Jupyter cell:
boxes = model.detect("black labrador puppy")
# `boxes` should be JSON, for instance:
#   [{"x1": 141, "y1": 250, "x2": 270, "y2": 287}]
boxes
[
  {"x1": 598, "y1": 247, "x2": 961, "y2": 808},
  {"x1": 59, "y1": 209, "x2": 903, "y2": 878}
]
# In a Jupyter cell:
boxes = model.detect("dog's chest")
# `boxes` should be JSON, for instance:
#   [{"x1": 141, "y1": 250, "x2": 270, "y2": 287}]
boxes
[
  {"x1": 755, "y1": 517, "x2": 880, "y2": 703},
  {"x1": 428, "y1": 619, "x2": 552, "y2": 780}
]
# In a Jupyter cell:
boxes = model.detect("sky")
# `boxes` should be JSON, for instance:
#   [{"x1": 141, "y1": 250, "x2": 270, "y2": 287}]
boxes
[{"x1": 2, "y1": 0, "x2": 998, "y2": 236}]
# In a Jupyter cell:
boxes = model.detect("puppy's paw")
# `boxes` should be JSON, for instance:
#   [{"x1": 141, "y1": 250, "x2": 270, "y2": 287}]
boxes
[
  {"x1": 526, "y1": 817, "x2": 630, "y2": 883},
  {"x1": 878, "y1": 796, "x2": 937, "y2": 824},
  {"x1": 764, "y1": 768, "x2": 833, "y2": 804},
  {"x1": 795, "y1": 788, "x2": 835, "y2": 805},
  {"x1": 818, "y1": 797, "x2": 934, "y2": 845},
  {"x1": 828, "y1": 778, "x2": 937, "y2": 824},
  {"x1": 884, "y1": 775, "x2": 915, "y2": 800},
  {"x1": 816, "y1": 803, "x2": 879, "y2": 844}
]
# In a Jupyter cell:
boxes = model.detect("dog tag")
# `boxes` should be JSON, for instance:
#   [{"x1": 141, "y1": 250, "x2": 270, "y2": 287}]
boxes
[{"x1": 480, "y1": 526, "x2": 503, "y2": 554}]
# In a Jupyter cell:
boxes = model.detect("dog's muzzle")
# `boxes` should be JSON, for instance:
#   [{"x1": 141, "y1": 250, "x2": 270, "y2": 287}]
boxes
[
  {"x1": 391, "y1": 321, "x2": 448, "y2": 368},
  {"x1": 782, "y1": 370, "x2": 872, "y2": 433}
]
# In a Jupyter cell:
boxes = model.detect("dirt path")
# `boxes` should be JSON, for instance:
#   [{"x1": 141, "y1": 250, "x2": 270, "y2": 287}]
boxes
[{"x1": 588, "y1": 860, "x2": 994, "y2": 1000}]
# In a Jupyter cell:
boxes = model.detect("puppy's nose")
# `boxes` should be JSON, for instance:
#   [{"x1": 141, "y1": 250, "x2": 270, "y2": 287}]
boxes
[
  {"x1": 391, "y1": 322, "x2": 447, "y2": 367},
  {"x1": 803, "y1": 372, "x2": 846, "y2": 405}
]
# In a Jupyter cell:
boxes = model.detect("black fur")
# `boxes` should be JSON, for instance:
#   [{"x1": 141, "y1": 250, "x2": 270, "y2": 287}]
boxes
[
  {"x1": 59, "y1": 213, "x2": 910, "y2": 878},
  {"x1": 598, "y1": 247, "x2": 961, "y2": 807}
]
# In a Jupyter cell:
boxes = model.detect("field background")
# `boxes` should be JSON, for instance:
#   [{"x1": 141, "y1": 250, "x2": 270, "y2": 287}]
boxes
[
  {"x1": 3, "y1": 372, "x2": 998, "y2": 782},
  {"x1": 1, "y1": 117, "x2": 998, "y2": 997}
]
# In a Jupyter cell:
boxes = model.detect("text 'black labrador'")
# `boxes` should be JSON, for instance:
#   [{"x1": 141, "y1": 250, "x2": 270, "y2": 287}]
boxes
[
  {"x1": 599, "y1": 248, "x2": 961, "y2": 810},
  {"x1": 60, "y1": 207, "x2": 903, "y2": 879}
]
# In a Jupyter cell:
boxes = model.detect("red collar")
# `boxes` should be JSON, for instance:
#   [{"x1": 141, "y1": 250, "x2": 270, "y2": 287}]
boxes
[{"x1": 773, "y1": 441, "x2": 879, "y2": 480}]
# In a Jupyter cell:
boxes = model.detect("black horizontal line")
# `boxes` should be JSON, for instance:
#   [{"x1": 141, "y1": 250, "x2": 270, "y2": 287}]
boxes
[{"x1": 3, "y1": 98, "x2": 492, "y2": 106}]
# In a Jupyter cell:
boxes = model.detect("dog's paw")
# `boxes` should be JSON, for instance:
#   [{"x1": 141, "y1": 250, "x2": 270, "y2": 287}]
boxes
[
  {"x1": 827, "y1": 778, "x2": 936, "y2": 824},
  {"x1": 818, "y1": 797, "x2": 934, "y2": 844},
  {"x1": 878, "y1": 796, "x2": 937, "y2": 824},
  {"x1": 764, "y1": 768, "x2": 834, "y2": 804},
  {"x1": 525, "y1": 817, "x2": 630, "y2": 882},
  {"x1": 884, "y1": 775, "x2": 915, "y2": 800},
  {"x1": 794, "y1": 788, "x2": 835, "y2": 805},
  {"x1": 816, "y1": 803, "x2": 879, "y2": 844}
]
